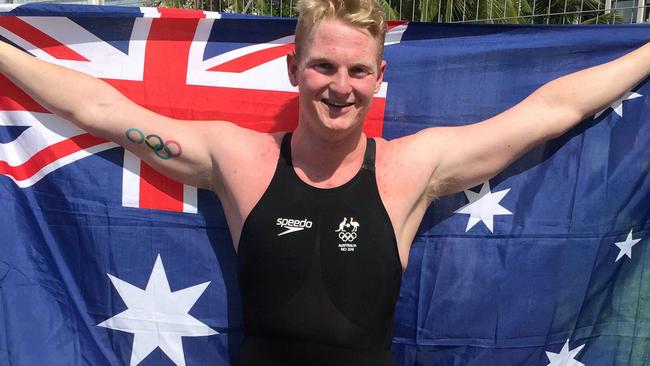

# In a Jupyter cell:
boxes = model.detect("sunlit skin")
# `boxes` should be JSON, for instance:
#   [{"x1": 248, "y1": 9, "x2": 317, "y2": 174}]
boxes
[
  {"x1": 287, "y1": 19, "x2": 386, "y2": 142},
  {"x1": 125, "y1": 127, "x2": 183, "y2": 160}
]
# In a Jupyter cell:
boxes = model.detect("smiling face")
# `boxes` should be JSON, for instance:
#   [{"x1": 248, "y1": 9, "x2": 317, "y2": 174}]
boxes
[{"x1": 287, "y1": 18, "x2": 386, "y2": 138}]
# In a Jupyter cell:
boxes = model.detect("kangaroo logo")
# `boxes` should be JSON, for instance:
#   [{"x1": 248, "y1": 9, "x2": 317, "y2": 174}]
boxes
[{"x1": 335, "y1": 217, "x2": 359, "y2": 242}]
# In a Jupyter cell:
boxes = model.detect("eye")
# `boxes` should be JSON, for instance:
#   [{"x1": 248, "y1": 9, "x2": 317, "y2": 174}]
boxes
[
  {"x1": 313, "y1": 62, "x2": 334, "y2": 73},
  {"x1": 350, "y1": 66, "x2": 371, "y2": 78}
]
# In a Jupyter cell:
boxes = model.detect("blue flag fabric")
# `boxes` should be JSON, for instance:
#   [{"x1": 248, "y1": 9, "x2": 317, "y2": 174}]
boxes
[{"x1": 0, "y1": 4, "x2": 649, "y2": 365}]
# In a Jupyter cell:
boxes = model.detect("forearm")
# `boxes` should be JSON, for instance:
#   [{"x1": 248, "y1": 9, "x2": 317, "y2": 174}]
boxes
[
  {"x1": 0, "y1": 41, "x2": 127, "y2": 134},
  {"x1": 0, "y1": 41, "x2": 220, "y2": 189},
  {"x1": 426, "y1": 42, "x2": 650, "y2": 197},
  {"x1": 535, "y1": 42, "x2": 650, "y2": 134}
]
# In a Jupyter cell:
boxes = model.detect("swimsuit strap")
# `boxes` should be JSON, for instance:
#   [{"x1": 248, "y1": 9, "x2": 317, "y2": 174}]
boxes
[
  {"x1": 281, "y1": 132, "x2": 375, "y2": 171},
  {"x1": 280, "y1": 132, "x2": 294, "y2": 166},
  {"x1": 362, "y1": 137, "x2": 376, "y2": 172}
]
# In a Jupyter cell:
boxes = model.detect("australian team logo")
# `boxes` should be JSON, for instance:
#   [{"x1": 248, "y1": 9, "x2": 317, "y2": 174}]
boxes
[{"x1": 335, "y1": 217, "x2": 360, "y2": 252}]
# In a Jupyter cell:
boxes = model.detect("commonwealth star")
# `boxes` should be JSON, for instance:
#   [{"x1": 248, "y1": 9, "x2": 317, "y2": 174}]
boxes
[
  {"x1": 614, "y1": 228, "x2": 643, "y2": 262},
  {"x1": 545, "y1": 339, "x2": 585, "y2": 366},
  {"x1": 98, "y1": 255, "x2": 217, "y2": 366},
  {"x1": 594, "y1": 90, "x2": 642, "y2": 119},
  {"x1": 454, "y1": 181, "x2": 512, "y2": 233}
]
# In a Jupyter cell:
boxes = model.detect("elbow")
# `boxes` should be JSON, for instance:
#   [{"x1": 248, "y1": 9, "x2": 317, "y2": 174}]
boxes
[
  {"x1": 65, "y1": 107, "x2": 101, "y2": 135},
  {"x1": 529, "y1": 89, "x2": 588, "y2": 139}
]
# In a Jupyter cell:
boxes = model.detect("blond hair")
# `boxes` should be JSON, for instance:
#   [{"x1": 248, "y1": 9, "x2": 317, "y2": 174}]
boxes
[{"x1": 294, "y1": 0, "x2": 387, "y2": 62}]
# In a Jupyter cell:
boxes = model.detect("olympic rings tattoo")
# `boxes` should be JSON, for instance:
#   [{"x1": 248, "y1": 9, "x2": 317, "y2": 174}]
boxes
[
  {"x1": 125, "y1": 128, "x2": 144, "y2": 144},
  {"x1": 159, "y1": 140, "x2": 182, "y2": 160},
  {"x1": 338, "y1": 232, "x2": 357, "y2": 242},
  {"x1": 145, "y1": 134, "x2": 164, "y2": 151},
  {"x1": 124, "y1": 128, "x2": 183, "y2": 160}
]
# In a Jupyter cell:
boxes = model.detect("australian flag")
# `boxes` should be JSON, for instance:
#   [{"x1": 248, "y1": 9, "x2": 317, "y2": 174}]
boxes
[{"x1": 0, "y1": 4, "x2": 648, "y2": 365}]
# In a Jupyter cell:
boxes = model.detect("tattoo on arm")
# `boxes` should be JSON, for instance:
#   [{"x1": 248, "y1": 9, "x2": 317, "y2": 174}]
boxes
[{"x1": 125, "y1": 128, "x2": 183, "y2": 160}]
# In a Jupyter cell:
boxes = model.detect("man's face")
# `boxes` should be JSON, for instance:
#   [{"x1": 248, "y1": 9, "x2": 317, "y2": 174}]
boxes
[{"x1": 287, "y1": 18, "x2": 386, "y2": 136}]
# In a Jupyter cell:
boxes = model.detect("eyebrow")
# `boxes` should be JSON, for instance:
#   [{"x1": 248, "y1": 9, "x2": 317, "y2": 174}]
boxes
[
  {"x1": 306, "y1": 57, "x2": 333, "y2": 65},
  {"x1": 306, "y1": 57, "x2": 374, "y2": 70}
]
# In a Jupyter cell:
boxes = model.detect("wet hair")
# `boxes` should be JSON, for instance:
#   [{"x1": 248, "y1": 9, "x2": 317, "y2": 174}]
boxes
[{"x1": 294, "y1": 0, "x2": 387, "y2": 63}]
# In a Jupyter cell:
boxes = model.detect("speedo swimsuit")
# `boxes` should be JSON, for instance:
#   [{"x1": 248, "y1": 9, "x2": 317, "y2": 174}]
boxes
[{"x1": 237, "y1": 133, "x2": 402, "y2": 366}]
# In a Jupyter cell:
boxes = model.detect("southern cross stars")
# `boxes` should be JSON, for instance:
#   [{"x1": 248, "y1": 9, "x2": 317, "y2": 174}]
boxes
[
  {"x1": 545, "y1": 339, "x2": 586, "y2": 366},
  {"x1": 594, "y1": 90, "x2": 642, "y2": 119},
  {"x1": 98, "y1": 255, "x2": 217, "y2": 366},
  {"x1": 455, "y1": 181, "x2": 512, "y2": 233},
  {"x1": 614, "y1": 229, "x2": 643, "y2": 262}
]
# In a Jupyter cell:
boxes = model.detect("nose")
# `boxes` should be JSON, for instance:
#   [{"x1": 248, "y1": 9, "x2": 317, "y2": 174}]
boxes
[{"x1": 329, "y1": 68, "x2": 352, "y2": 95}]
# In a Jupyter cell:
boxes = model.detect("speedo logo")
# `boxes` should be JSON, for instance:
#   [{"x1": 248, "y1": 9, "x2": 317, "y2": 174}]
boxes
[{"x1": 276, "y1": 217, "x2": 313, "y2": 236}]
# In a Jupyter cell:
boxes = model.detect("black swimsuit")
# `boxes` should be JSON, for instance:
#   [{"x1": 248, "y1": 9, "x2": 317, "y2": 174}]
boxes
[{"x1": 237, "y1": 133, "x2": 402, "y2": 366}]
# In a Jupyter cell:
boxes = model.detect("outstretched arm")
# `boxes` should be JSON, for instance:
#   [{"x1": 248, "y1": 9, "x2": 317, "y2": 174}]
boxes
[
  {"x1": 0, "y1": 41, "x2": 236, "y2": 190},
  {"x1": 414, "y1": 42, "x2": 650, "y2": 199}
]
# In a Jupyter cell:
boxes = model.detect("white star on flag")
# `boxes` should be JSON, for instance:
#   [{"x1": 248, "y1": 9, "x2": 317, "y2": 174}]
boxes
[
  {"x1": 545, "y1": 339, "x2": 585, "y2": 366},
  {"x1": 98, "y1": 255, "x2": 217, "y2": 366},
  {"x1": 594, "y1": 90, "x2": 642, "y2": 119},
  {"x1": 454, "y1": 181, "x2": 512, "y2": 233},
  {"x1": 614, "y1": 229, "x2": 643, "y2": 262}
]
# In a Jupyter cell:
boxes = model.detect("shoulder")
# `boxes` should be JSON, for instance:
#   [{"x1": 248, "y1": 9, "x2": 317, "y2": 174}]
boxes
[
  {"x1": 374, "y1": 133, "x2": 436, "y2": 206},
  {"x1": 203, "y1": 123, "x2": 283, "y2": 166},
  {"x1": 203, "y1": 123, "x2": 283, "y2": 194},
  {"x1": 373, "y1": 128, "x2": 452, "y2": 211},
  {"x1": 374, "y1": 129, "x2": 445, "y2": 182},
  {"x1": 375, "y1": 128, "x2": 447, "y2": 159},
  {"x1": 202, "y1": 121, "x2": 280, "y2": 149}
]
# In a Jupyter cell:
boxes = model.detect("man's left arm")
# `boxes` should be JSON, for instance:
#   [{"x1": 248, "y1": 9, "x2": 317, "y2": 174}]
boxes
[{"x1": 416, "y1": 42, "x2": 650, "y2": 199}]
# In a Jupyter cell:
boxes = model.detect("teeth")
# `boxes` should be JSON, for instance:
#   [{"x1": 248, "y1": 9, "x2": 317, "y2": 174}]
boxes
[{"x1": 323, "y1": 99, "x2": 353, "y2": 107}]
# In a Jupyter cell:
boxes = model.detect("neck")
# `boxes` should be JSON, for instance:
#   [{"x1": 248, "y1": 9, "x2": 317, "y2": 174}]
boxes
[{"x1": 290, "y1": 124, "x2": 366, "y2": 186}]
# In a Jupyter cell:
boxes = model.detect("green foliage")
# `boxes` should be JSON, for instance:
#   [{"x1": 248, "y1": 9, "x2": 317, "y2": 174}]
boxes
[{"x1": 143, "y1": 0, "x2": 196, "y2": 8}]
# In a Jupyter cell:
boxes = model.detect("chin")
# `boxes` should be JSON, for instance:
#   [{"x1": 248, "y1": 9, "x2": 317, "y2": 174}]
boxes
[
  {"x1": 320, "y1": 111, "x2": 365, "y2": 130},
  {"x1": 300, "y1": 106, "x2": 365, "y2": 136},
  {"x1": 320, "y1": 118, "x2": 362, "y2": 133}
]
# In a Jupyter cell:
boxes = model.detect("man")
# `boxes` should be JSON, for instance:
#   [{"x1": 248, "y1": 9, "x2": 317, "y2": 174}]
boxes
[{"x1": 0, "y1": 0, "x2": 648, "y2": 364}]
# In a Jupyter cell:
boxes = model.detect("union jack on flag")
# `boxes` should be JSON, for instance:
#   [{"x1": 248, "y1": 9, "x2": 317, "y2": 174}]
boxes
[
  {"x1": 0, "y1": 4, "x2": 405, "y2": 213},
  {"x1": 1, "y1": 4, "x2": 650, "y2": 366}
]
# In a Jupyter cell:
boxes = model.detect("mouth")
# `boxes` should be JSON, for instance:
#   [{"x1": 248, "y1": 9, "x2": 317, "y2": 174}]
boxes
[{"x1": 321, "y1": 98, "x2": 355, "y2": 109}]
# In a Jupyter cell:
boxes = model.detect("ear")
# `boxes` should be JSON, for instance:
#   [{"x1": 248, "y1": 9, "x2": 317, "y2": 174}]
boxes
[
  {"x1": 287, "y1": 51, "x2": 299, "y2": 87},
  {"x1": 374, "y1": 60, "x2": 387, "y2": 94}
]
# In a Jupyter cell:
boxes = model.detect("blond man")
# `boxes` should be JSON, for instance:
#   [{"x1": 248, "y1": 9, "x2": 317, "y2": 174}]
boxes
[{"x1": 0, "y1": 0, "x2": 649, "y2": 364}]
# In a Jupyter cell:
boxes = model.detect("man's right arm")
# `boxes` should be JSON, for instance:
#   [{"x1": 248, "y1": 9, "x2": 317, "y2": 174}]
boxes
[{"x1": 0, "y1": 41, "x2": 234, "y2": 191}]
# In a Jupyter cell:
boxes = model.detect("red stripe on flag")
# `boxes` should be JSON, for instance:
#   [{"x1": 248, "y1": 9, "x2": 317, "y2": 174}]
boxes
[
  {"x1": 157, "y1": 7, "x2": 207, "y2": 19},
  {"x1": 387, "y1": 20, "x2": 409, "y2": 28},
  {"x1": 138, "y1": 163, "x2": 184, "y2": 211},
  {"x1": 0, "y1": 75, "x2": 49, "y2": 111},
  {"x1": 133, "y1": 16, "x2": 202, "y2": 211},
  {"x1": 0, "y1": 133, "x2": 107, "y2": 181},
  {"x1": 0, "y1": 17, "x2": 89, "y2": 61},
  {"x1": 209, "y1": 43, "x2": 295, "y2": 73},
  {"x1": 365, "y1": 98, "x2": 385, "y2": 138}
]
